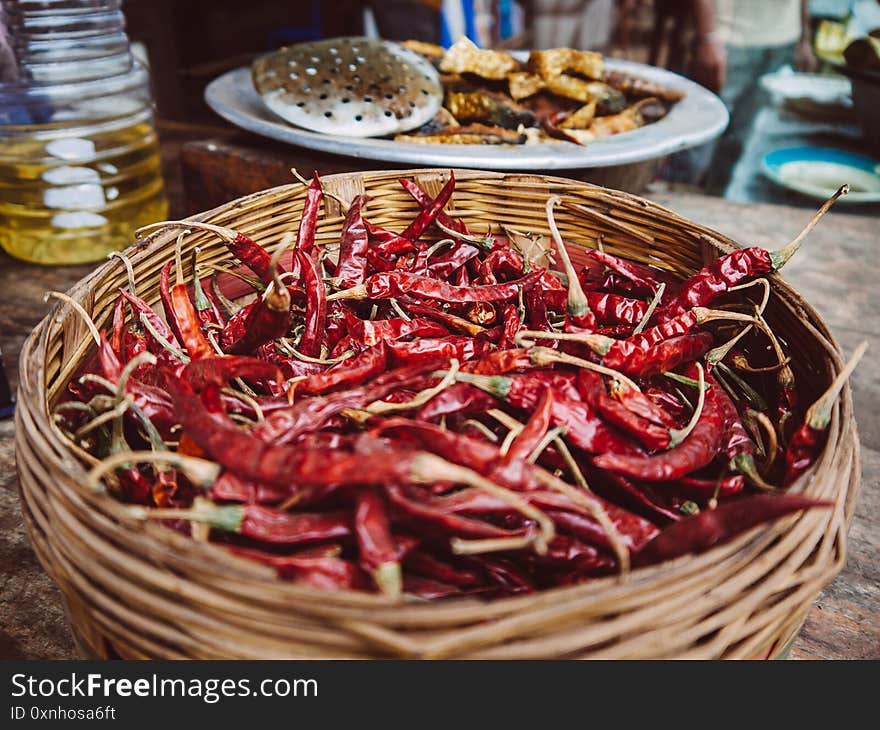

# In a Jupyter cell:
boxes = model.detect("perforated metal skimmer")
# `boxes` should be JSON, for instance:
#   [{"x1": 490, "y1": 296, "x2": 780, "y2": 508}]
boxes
[{"x1": 252, "y1": 37, "x2": 443, "y2": 138}]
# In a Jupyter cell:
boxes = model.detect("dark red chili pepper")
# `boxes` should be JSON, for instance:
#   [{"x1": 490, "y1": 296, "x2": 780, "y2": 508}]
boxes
[
  {"x1": 290, "y1": 342, "x2": 388, "y2": 396},
  {"x1": 577, "y1": 370, "x2": 671, "y2": 451},
  {"x1": 462, "y1": 348, "x2": 533, "y2": 375},
  {"x1": 634, "y1": 494, "x2": 831, "y2": 565},
  {"x1": 399, "y1": 172, "x2": 456, "y2": 241},
  {"x1": 225, "y1": 545, "x2": 368, "y2": 590},
  {"x1": 159, "y1": 261, "x2": 186, "y2": 346},
  {"x1": 404, "y1": 551, "x2": 484, "y2": 588},
  {"x1": 505, "y1": 386, "x2": 553, "y2": 462},
  {"x1": 222, "y1": 232, "x2": 273, "y2": 284},
  {"x1": 385, "y1": 484, "x2": 518, "y2": 539},
  {"x1": 110, "y1": 295, "x2": 126, "y2": 358},
  {"x1": 388, "y1": 336, "x2": 492, "y2": 365},
  {"x1": 586, "y1": 291, "x2": 649, "y2": 326},
  {"x1": 183, "y1": 356, "x2": 282, "y2": 391},
  {"x1": 336, "y1": 195, "x2": 370, "y2": 288},
  {"x1": 333, "y1": 269, "x2": 542, "y2": 304},
  {"x1": 498, "y1": 304, "x2": 520, "y2": 349},
  {"x1": 199, "y1": 274, "x2": 228, "y2": 327},
  {"x1": 675, "y1": 474, "x2": 745, "y2": 499},
  {"x1": 296, "y1": 171, "x2": 323, "y2": 255},
  {"x1": 210, "y1": 471, "x2": 288, "y2": 504},
  {"x1": 402, "y1": 301, "x2": 486, "y2": 337},
  {"x1": 399, "y1": 175, "x2": 470, "y2": 235},
  {"x1": 455, "y1": 371, "x2": 642, "y2": 456},
  {"x1": 344, "y1": 310, "x2": 447, "y2": 347},
  {"x1": 429, "y1": 242, "x2": 481, "y2": 279},
  {"x1": 296, "y1": 248, "x2": 327, "y2": 357},
  {"x1": 593, "y1": 379, "x2": 726, "y2": 481},
  {"x1": 118, "y1": 290, "x2": 181, "y2": 367},
  {"x1": 603, "y1": 332, "x2": 715, "y2": 377},
  {"x1": 415, "y1": 382, "x2": 497, "y2": 421},
  {"x1": 151, "y1": 500, "x2": 352, "y2": 546},
  {"x1": 365, "y1": 221, "x2": 418, "y2": 256},
  {"x1": 584, "y1": 250, "x2": 668, "y2": 297},
  {"x1": 224, "y1": 279, "x2": 291, "y2": 356},
  {"x1": 608, "y1": 380, "x2": 676, "y2": 428},
  {"x1": 355, "y1": 487, "x2": 401, "y2": 596}
]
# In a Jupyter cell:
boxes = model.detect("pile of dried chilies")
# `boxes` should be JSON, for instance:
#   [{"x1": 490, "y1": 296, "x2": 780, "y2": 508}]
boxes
[{"x1": 51, "y1": 172, "x2": 864, "y2": 600}]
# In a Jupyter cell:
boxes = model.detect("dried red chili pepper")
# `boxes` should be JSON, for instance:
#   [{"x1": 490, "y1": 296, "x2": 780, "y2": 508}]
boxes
[
  {"x1": 355, "y1": 487, "x2": 402, "y2": 596},
  {"x1": 365, "y1": 221, "x2": 417, "y2": 256},
  {"x1": 109, "y1": 295, "x2": 126, "y2": 358},
  {"x1": 577, "y1": 370, "x2": 671, "y2": 451},
  {"x1": 330, "y1": 269, "x2": 542, "y2": 304},
  {"x1": 453, "y1": 371, "x2": 642, "y2": 456},
  {"x1": 586, "y1": 291, "x2": 649, "y2": 326},
  {"x1": 296, "y1": 248, "x2": 327, "y2": 357},
  {"x1": 296, "y1": 171, "x2": 324, "y2": 255},
  {"x1": 634, "y1": 494, "x2": 831, "y2": 565},
  {"x1": 335, "y1": 195, "x2": 370, "y2": 288},
  {"x1": 388, "y1": 335, "x2": 492, "y2": 365},
  {"x1": 147, "y1": 498, "x2": 352, "y2": 545},
  {"x1": 399, "y1": 172, "x2": 456, "y2": 241},
  {"x1": 505, "y1": 387, "x2": 553, "y2": 462},
  {"x1": 292, "y1": 341, "x2": 389, "y2": 397},
  {"x1": 399, "y1": 175, "x2": 470, "y2": 235},
  {"x1": 225, "y1": 545, "x2": 368, "y2": 590},
  {"x1": 593, "y1": 377, "x2": 726, "y2": 481},
  {"x1": 344, "y1": 310, "x2": 447, "y2": 346}
]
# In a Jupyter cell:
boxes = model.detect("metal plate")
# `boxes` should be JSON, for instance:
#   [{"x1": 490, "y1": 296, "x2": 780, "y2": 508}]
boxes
[
  {"x1": 252, "y1": 37, "x2": 442, "y2": 137},
  {"x1": 205, "y1": 57, "x2": 729, "y2": 170}
]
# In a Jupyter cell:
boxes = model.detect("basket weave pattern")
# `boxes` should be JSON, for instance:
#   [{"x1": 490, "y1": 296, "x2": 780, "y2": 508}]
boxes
[{"x1": 15, "y1": 170, "x2": 859, "y2": 659}]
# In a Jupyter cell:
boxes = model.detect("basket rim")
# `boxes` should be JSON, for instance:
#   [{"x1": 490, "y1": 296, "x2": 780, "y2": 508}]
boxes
[{"x1": 16, "y1": 167, "x2": 857, "y2": 619}]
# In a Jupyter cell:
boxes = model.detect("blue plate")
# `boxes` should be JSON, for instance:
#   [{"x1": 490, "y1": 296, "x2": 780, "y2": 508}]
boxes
[{"x1": 762, "y1": 147, "x2": 880, "y2": 203}]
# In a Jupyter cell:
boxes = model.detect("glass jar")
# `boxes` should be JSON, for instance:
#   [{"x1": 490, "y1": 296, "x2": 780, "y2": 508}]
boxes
[{"x1": 0, "y1": 0, "x2": 167, "y2": 264}]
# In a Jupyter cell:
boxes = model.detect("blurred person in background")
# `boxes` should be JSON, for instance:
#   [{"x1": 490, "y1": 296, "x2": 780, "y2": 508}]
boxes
[
  {"x1": 667, "y1": 0, "x2": 817, "y2": 193},
  {"x1": 529, "y1": 0, "x2": 618, "y2": 51}
]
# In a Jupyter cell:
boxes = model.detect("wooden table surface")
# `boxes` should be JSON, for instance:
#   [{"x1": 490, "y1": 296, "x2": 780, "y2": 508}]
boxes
[{"x1": 0, "y1": 143, "x2": 877, "y2": 659}]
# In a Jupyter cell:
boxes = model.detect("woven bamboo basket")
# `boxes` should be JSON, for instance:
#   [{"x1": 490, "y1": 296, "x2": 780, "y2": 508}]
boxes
[{"x1": 16, "y1": 169, "x2": 859, "y2": 659}]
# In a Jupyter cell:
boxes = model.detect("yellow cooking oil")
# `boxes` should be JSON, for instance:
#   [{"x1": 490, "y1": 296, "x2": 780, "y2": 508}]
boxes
[{"x1": 0, "y1": 119, "x2": 167, "y2": 265}]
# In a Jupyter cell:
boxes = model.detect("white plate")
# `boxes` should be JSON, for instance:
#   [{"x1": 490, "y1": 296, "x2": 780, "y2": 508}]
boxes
[
  {"x1": 204, "y1": 58, "x2": 729, "y2": 171},
  {"x1": 760, "y1": 69, "x2": 852, "y2": 115}
]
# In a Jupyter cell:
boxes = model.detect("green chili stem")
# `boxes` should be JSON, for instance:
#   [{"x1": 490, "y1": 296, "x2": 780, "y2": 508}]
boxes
[
  {"x1": 668, "y1": 363, "x2": 705, "y2": 448},
  {"x1": 769, "y1": 184, "x2": 848, "y2": 269},
  {"x1": 806, "y1": 340, "x2": 867, "y2": 430}
]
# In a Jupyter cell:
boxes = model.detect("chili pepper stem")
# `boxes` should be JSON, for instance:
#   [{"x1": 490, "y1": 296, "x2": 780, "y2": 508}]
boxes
[
  {"x1": 633, "y1": 282, "x2": 665, "y2": 334},
  {"x1": 88, "y1": 452, "x2": 221, "y2": 494},
  {"x1": 435, "y1": 220, "x2": 493, "y2": 248},
  {"x1": 140, "y1": 314, "x2": 190, "y2": 363},
  {"x1": 373, "y1": 562, "x2": 403, "y2": 599},
  {"x1": 692, "y1": 307, "x2": 758, "y2": 325},
  {"x1": 731, "y1": 454, "x2": 778, "y2": 492},
  {"x1": 668, "y1": 364, "x2": 705, "y2": 448},
  {"x1": 368, "y1": 360, "x2": 460, "y2": 414},
  {"x1": 448, "y1": 370, "x2": 512, "y2": 399},
  {"x1": 409, "y1": 452, "x2": 555, "y2": 555},
  {"x1": 107, "y1": 251, "x2": 138, "y2": 295},
  {"x1": 546, "y1": 196, "x2": 591, "y2": 319},
  {"x1": 44, "y1": 292, "x2": 101, "y2": 346},
  {"x1": 750, "y1": 409, "x2": 778, "y2": 472},
  {"x1": 706, "y1": 325, "x2": 752, "y2": 366},
  {"x1": 450, "y1": 535, "x2": 536, "y2": 555},
  {"x1": 128, "y1": 498, "x2": 244, "y2": 532},
  {"x1": 528, "y1": 346, "x2": 641, "y2": 392},
  {"x1": 327, "y1": 284, "x2": 368, "y2": 302},
  {"x1": 769, "y1": 184, "x2": 848, "y2": 269},
  {"x1": 805, "y1": 341, "x2": 868, "y2": 430},
  {"x1": 516, "y1": 328, "x2": 613, "y2": 355}
]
